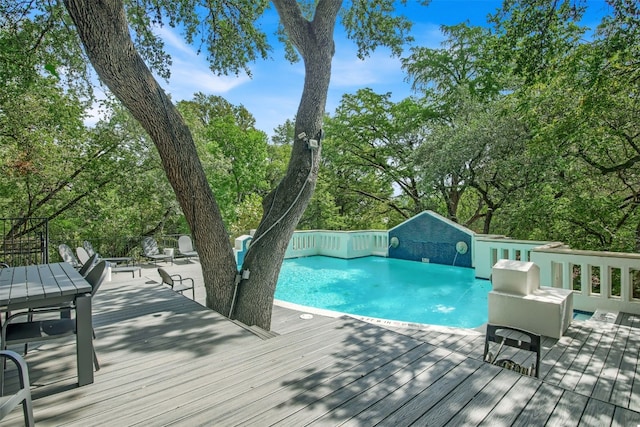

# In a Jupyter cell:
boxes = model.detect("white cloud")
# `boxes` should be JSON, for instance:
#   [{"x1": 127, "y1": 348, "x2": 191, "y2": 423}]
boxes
[
  {"x1": 165, "y1": 59, "x2": 250, "y2": 101},
  {"x1": 331, "y1": 52, "x2": 403, "y2": 87},
  {"x1": 150, "y1": 26, "x2": 252, "y2": 102},
  {"x1": 411, "y1": 22, "x2": 447, "y2": 49},
  {"x1": 155, "y1": 26, "x2": 198, "y2": 58}
]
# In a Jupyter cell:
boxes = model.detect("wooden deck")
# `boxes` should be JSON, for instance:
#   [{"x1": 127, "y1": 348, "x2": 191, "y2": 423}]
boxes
[{"x1": 2, "y1": 259, "x2": 640, "y2": 426}]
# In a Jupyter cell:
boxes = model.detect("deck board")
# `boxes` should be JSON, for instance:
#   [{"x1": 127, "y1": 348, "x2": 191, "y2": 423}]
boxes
[
  {"x1": 3, "y1": 262, "x2": 640, "y2": 426},
  {"x1": 477, "y1": 375, "x2": 541, "y2": 427},
  {"x1": 307, "y1": 346, "x2": 452, "y2": 426},
  {"x1": 591, "y1": 318, "x2": 632, "y2": 403},
  {"x1": 445, "y1": 368, "x2": 521, "y2": 426},
  {"x1": 338, "y1": 350, "x2": 462, "y2": 427},
  {"x1": 511, "y1": 382, "x2": 564, "y2": 426},
  {"x1": 580, "y1": 396, "x2": 617, "y2": 426},
  {"x1": 544, "y1": 389, "x2": 589, "y2": 427}
]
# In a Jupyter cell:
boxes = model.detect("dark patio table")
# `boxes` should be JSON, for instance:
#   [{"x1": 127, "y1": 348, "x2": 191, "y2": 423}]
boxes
[{"x1": 0, "y1": 262, "x2": 94, "y2": 386}]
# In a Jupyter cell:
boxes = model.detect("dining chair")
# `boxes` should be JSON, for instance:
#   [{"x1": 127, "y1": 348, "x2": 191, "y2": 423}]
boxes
[
  {"x1": 78, "y1": 253, "x2": 99, "y2": 277},
  {"x1": 1, "y1": 260, "x2": 109, "y2": 373},
  {"x1": 158, "y1": 268, "x2": 195, "y2": 299},
  {"x1": 0, "y1": 263, "x2": 9, "y2": 326},
  {"x1": 0, "y1": 350, "x2": 34, "y2": 427},
  {"x1": 483, "y1": 324, "x2": 541, "y2": 378}
]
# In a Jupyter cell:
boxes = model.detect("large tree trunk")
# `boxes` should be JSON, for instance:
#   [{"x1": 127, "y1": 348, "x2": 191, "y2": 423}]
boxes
[
  {"x1": 64, "y1": 0, "x2": 238, "y2": 315},
  {"x1": 231, "y1": 0, "x2": 340, "y2": 329},
  {"x1": 65, "y1": 0, "x2": 340, "y2": 330}
]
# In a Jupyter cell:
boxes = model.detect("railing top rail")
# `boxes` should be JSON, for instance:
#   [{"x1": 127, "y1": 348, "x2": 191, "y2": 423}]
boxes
[
  {"x1": 292, "y1": 230, "x2": 387, "y2": 234},
  {"x1": 532, "y1": 246, "x2": 640, "y2": 260},
  {"x1": 475, "y1": 236, "x2": 562, "y2": 246}
]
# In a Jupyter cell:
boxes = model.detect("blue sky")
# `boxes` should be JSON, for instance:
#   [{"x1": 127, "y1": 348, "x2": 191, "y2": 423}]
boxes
[{"x1": 155, "y1": 0, "x2": 610, "y2": 137}]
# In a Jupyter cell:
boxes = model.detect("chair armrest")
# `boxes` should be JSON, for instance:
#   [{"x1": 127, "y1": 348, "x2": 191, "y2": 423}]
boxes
[
  {"x1": 170, "y1": 274, "x2": 194, "y2": 286},
  {"x1": 3, "y1": 306, "x2": 72, "y2": 331}
]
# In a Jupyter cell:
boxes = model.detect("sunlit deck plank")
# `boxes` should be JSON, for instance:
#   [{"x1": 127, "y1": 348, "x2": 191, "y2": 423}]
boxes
[
  {"x1": 580, "y1": 397, "x2": 617, "y2": 425},
  {"x1": 591, "y1": 317, "x2": 633, "y2": 403},
  {"x1": 543, "y1": 324, "x2": 592, "y2": 386},
  {"x1": 344, "y1": 349, "x2": 468, "y2": 427},
  {"x1": 477, "y1": 375, "x2": 542, "y2": 427},
  {"x1": 431, "y1": 368, "x2": 517, "y2": 426},
  {"x1": 611, "y1": 314, "x2": 640, "y2": 409},
  {"x1": 544, "y1": 390, "x2": 589, "y2": 427},
  {"x1": 305, "y1": 346, "x2": 452, "y2": 427}
]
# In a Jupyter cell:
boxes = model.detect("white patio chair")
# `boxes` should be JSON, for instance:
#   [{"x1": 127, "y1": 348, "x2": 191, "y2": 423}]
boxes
[
  {"x1": 177, "y1": 235, "x2": 198, "y2": 261},
  {"x1": 76, "y1": 246, "x2": 91, "y2": 266}
]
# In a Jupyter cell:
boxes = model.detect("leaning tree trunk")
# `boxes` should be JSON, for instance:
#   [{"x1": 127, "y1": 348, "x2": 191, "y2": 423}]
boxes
[
  {"x1": 230, "y1": 0, "x2": 340, "y2": 329},
  {"x1": 64, "y1": 0, "x2": 238, "y2": 315}
]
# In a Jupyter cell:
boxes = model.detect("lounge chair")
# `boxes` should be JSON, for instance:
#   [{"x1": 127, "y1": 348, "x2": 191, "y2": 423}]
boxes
[
  {"x1": 177, "y1": 235, "x2": 198, "y2": 261},
  {"x1": 76, "y1": 246, "x2": 91, "y2": 266},
  {"x1": 83, "y1": 240, "x2": 96, "y2": 257},
  {"x1": 58, "y1": 243, "x2": 81, "y2": 268},
  {"x1": 141, "y1": 237, "x2": 172, "y2": 265},
  {"x1": 83, "y1": 240, "x2": 134, "y2": 268}
]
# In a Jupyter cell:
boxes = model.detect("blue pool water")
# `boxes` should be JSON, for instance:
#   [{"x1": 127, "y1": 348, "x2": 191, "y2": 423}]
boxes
[{"x1": 275, "y1": 256, "x2": 492, "y2": 328}]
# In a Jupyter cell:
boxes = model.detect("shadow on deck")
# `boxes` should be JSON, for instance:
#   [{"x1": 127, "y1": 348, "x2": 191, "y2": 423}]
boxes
[{"x1": 1, "y1": 259, "x2": 640, "y2": 426}]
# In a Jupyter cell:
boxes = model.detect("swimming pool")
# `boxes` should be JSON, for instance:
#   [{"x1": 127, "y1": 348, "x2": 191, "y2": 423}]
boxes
[{"x1": 275, "y1": 256, "x2": 492, "y2": 328}]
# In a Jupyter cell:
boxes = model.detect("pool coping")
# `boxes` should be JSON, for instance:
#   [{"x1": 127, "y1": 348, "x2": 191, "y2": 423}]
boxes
[{"x1": 274, "y1": 299, "x2": 486, "y2": 336}]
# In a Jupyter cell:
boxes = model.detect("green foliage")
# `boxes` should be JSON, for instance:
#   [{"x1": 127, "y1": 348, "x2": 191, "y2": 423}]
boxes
[
  {"x1": 122, "y1": 0, "x2": 271, "y2": 78},
  {"x1": 323, "y1": 89, "x2": 436, "y2": 221},
  {"x1": 489, "y1": 0, "x2": 587, "y2": 83},
  {"x1": 1, "y1": 2, "x2": 93, "y2": 99},
  {"x1": 341, "y1": 0, "x2": 422, "y2": 59},
  {"x1": 402, "y1": 23, "x2": 505, "y2": 107},
  {"x1": 177, "y1": 94, "x2": 269, "y2": 234},
  {"x1": 6, "y1": 0, "x2": 640, "y2": 257},
  {"x1": 495, "y1": 0, "x2": 640, "y2": 250}
]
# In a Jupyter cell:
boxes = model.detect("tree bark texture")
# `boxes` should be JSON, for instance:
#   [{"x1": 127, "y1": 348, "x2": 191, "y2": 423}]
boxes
[
  {"x1": 64, "y1": 0, "x2": 340, "y2": 330},
  {"x1": 231, "y1": 0, "x2": 340, "y2": 329},
  {"x1": 64, "y1": 0, "x2": 238, "y2": 315}
]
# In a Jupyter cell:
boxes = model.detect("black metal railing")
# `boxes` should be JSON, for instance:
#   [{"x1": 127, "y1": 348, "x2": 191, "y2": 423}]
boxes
[
  {"x1": 1, "y1": 217, "x2": 49, "y2": 266},
  {"x1": 0, "y1": 217, "x2": 195, "y2": 266}
]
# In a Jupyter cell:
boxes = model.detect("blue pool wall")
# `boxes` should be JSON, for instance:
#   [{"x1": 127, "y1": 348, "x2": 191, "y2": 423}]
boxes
[{"x1": 388, "y1": 211, "x2": 474, "y2": 268}]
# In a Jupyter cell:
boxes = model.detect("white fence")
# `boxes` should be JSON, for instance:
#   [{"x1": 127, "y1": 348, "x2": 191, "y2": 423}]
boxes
[
  {"x1": 284, "y1": 230, "x2": 389, "y2": 259},
  {"x1": 474, "y1": 236, "x2": 565, "y2": 279},
  {"x1": 475, "y1": 236, "x2": 640, "y2": 315}
]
